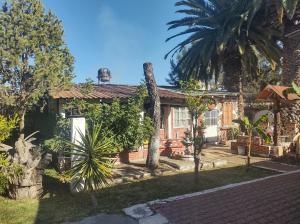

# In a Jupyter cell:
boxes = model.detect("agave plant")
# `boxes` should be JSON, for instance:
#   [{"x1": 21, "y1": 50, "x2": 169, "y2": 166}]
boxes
[
  {"x1": 233, "y1": 115, "x2": 270, "y2": 170},
  {"x1": 65, "y1": 123, "x2": 117, "y2": 206}
]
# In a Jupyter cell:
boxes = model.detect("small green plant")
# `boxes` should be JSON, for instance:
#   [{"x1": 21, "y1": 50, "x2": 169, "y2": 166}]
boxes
[
  {"x1": 0, "y1": 154, "x2": 23, "y2": 195},
  {"x1": 64, "y1": 123, "x2": 118, "y2": 207},
  {"x1": 233, "y1": 115, "x2": 270, "y2": 170},
  {"x1": 284, "y1": 82, "x2": 300, "y2": 97}
]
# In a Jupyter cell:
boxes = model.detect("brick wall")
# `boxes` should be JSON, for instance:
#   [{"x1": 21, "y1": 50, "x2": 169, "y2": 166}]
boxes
[{"x1": 231, "y1": 135, "x2": 271, "y2": 156}]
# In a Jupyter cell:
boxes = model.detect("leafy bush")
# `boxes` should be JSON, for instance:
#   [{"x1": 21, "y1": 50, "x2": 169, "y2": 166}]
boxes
[
  {"x1": 62, "y1": 84, "x2": 154, "y2": 151},
  {"x1": 43, "y1": 116, "x2": 71, "y2": 153},
  {"x1": 0, "y1": 114, "x2": 18, "y2": 143},
  {"x1": 0, "y1": 154, "x2": 23, "y2": 195}
]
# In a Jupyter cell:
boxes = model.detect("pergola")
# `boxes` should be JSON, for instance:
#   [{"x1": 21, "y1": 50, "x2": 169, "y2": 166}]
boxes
[{"x1": 257, "y1": 85, "x2": 300, "y2": 146}]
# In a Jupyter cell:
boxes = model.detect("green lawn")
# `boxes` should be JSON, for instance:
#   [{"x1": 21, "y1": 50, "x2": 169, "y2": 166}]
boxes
[{"x1": 0, "y1": 166, "x2": 275, "y2": 224}]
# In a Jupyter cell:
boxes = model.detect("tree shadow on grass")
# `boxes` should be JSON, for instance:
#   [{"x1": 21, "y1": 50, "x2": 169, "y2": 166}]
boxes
[{"x1": 34, "y1": 165, "x2": 276, "y2": 224}]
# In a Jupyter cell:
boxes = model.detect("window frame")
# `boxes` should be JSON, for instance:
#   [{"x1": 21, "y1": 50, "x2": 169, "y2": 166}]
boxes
[
  {"x1": 204, "y1": 110, "x2": 219, "y2": 127},
  {"x1": 173, "y1": 107, "x2": 191, "y2": 128}
]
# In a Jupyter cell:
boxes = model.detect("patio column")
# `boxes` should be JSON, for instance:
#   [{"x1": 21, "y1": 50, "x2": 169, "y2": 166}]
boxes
[{"x1": 70, "y1": 116, "x2": 86, "y2": 192}]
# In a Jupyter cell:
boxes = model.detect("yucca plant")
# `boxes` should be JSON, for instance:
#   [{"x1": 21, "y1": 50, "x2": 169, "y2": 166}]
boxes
[
  {"x1": 65, "y1": 123, "x2": 117, "y2": 207},
  {"x1": 233, "y1": 115, "x2": 270, "y2": 170}
]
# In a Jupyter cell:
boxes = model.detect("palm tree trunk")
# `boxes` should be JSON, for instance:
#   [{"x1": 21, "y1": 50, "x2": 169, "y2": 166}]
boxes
[
  {"x1": 223, "y1": 52, "x2": 244, "y2": 119},
  {"x1": 281, "y1": 7, "x2": 300, "y2": 141},
  {"x1": 282, "y1": 8, "x2": 300, "y2": 85},
  {"x1": 143, "y1": 62, "x2": 161, "y2": 170}
]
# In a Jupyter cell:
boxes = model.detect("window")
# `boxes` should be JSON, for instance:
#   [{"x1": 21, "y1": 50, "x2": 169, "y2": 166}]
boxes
[
  {"x1": 173, "y1": 107, "x2": 191, "y2": 128},
  {"x1": 205, "y1": 110, "x2": 219, "y2": 126}
]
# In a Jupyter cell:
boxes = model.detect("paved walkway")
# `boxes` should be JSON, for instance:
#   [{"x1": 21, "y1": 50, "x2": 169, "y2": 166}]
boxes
[
  {"x1": 66, "y1": 213, "x2": 137, "y2": 224},
  {"x1": 252, "y1": 160, "x2": 300, "y2": 173},
  {"x1": 151, "y1": 171, "x2": 300, "y2": 224}
]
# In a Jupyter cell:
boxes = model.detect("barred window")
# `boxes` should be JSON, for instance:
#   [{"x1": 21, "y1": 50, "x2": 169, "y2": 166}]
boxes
[
  {"x1": 205, "y1": 110, "x2": 219, "y2": 126},
  {"x1": 173, "y1": 107, "x2": 191, "y2": 128}
]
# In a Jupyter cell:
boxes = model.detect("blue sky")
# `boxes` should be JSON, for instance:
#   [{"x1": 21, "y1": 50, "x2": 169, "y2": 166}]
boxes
[{"x1": 42, "y1": 0, "x2": 184, "y2": 85}]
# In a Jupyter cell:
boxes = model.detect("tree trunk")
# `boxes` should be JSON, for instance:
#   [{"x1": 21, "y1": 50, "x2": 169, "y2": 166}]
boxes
[
  {"x1": 273, "y1": 99, "x2": 281, "y2": 146},
  {"x1": 90, "y1": 191, "x2": 98, "y2": 208},
  {"x1": 193, "y1": 114, "x2": 200, "y2": 182},
  {"x1": 247, "y1": 132, "x2": 252, "y2": 171},
  {"x1": 282, "y1": 7, "x2": 300, "y2": 85},
  {"x1": 19, "y1": 109, "x2": 26, "y2": 140},
  {"x1": 194, "y1": 155, "x2": 200, "y2": 182},
  {"x1": 281, "y1": 8, "x2": 300, "y2": 137},
  {"x1": 143, "y1": 62, "x2": 161, "y2": 170},
  {"x1": 238, "y1": 75, "x2": 245, "y2": 119},
  {"x1": 223, "y1": 52, "x2": 244, "y2": 119},
  {"x1": 9, "y1": 109, "x2": 50, "y2": 199}
]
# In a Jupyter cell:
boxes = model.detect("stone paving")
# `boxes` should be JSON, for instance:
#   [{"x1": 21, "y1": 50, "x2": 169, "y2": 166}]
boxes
[{"x1": 151, "y1": 171, "x2": 300, "y2": 224}]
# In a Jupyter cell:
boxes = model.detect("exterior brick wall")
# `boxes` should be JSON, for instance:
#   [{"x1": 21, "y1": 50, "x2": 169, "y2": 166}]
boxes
[
  {"x1": 118, "y1": 98, "x2": 239, "y2": 163},
  {"x1": 231, "y1": 135, "x2": 271, "y2": 156}
]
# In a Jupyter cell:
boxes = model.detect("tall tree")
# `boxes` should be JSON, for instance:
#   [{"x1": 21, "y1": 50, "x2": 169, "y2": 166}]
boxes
[
  {"x1": 243, "y1": 0, "x2": 300, "y2": 138},
  {"x1": 143, "y1": 62, "x2": 160, "y2": 169},
  {"x1": 0, "y1": 0, "x2": 74, "y2": 199},
  {"x1": 244, "y1": 0, "x2": 299, "y2": 84},
  {"x1": 166, "y1": 0, "x2": 281, "y2": 119}
]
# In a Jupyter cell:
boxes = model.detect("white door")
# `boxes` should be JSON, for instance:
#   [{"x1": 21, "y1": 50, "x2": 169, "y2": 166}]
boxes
[{"x1": 204, "y1": 110, "x2": 219, "y2": 143}]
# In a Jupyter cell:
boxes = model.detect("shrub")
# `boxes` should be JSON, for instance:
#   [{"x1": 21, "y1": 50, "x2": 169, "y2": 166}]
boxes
[
  {"x1": 61, "y1": 84, "x2": 153, "y2": 151},
  {"x1": 0, "y1": 154, "x2": 23, "y2": 195},
  {"x1": 0, "y1": 114, "x2": 18, "y2": 143}
]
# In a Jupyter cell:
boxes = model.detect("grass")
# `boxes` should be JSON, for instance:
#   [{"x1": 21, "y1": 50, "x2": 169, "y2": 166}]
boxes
[{"x1": 0, "y1": 166, "x2": 276, "y2": 224}]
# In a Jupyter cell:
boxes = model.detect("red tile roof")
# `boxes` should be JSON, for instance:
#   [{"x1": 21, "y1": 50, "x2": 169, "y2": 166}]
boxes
[
  {"x1": 257, "y1": 85, "x2": 300, "y2": 101},
  {"x1": 51, "y1": 84, "x2": 186, "y2": 100}
]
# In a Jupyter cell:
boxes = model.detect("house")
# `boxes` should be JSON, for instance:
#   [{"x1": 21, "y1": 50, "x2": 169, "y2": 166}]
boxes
[{"x1": 49, "y1": 84, "x2": 239, "y2": 161}]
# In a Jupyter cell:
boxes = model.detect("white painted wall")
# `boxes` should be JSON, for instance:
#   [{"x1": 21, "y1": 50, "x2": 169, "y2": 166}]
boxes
[{"x1": 70, "y1": 116, "x2": 86, "y2": 192}]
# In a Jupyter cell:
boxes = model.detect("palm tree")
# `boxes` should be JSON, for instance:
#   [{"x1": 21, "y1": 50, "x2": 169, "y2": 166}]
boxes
[
  {"x1": 282, "y1": 2, "x2": 300, "y2": 85},
  {"x1": 233, "y1": 115, "x2": 270, "y2": 170},
  {"x1": 242, "y1": 0, "x2": 299, "y2": 84},
  {"x1": 166, "y1": 0, "x2": 281, "y2": 119},
  {"x1": 65, "y1": 123, "x2": 117, "y2": 207}
]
